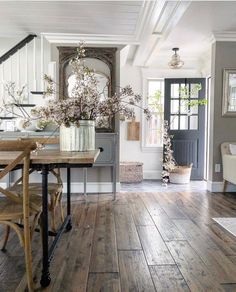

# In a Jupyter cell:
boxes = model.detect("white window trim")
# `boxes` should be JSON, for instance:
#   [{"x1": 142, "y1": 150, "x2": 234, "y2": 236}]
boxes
[{"x1": 141, "y1": 77, "x2": 164, "y2": 152}]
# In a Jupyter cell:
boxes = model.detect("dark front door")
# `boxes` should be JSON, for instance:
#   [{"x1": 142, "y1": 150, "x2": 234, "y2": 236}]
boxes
[{"x1": 164, "y1": 78, "x2": 206, "y2": 180}]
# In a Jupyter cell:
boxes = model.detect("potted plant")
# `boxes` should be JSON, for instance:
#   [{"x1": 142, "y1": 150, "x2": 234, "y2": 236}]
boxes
[{"x1": 31, "y1": 43, "x2": 152, "y2": 151}]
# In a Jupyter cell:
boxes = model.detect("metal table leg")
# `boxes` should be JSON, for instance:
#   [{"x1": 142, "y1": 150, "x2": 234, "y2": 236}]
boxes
[
  {"x1": 66, "y1": 167, "x2": 72, "y2": 231},
  {"x1": 40, "y1": 164, "x2": 51, "y2": 287},
  {"x1": 112, "y1": 165, "x2": 116, "y2": 201},
  {"x1": 83, "y1": 168, "x2": 87, "y2": 199}
]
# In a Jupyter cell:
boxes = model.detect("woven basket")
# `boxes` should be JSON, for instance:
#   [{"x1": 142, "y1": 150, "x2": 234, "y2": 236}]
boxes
[
  {"x1": 169, "y1": 164, "x2": 192, "y2": 184},
  {"x1": 120, "y1": 161, "x2": 143, "y2": 183}
]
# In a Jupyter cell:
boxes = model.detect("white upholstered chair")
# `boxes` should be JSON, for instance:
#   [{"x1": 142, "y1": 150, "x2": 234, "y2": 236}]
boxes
[{"x1": 221, "y1": 142, "x2": 236, "y2": 192}]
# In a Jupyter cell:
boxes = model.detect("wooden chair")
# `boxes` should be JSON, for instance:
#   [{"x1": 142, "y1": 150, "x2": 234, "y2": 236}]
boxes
[
  {"x1": 0, "y1": 140, "x2": 41, "y2": 292},
  {"x1": 12, "y1": 137, "x2": 64, "y2": 232}
]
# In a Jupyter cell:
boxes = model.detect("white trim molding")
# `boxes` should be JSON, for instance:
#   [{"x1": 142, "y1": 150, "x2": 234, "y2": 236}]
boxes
[
  {"x1": 144, "y1": 170, "x2": 162, "y2": 180},
  {"x1": 212, "y1": 31, "x2": 236, "y2": 43},
  {"x1": 62, "y1": 182, "x2": 121, "y2": 194},
  {"x1": 0, "y1": 182, "x2": 121, "y2": 194},
  {"x1": 207, "y1": 180, "x2": 236, "y2": 192}
]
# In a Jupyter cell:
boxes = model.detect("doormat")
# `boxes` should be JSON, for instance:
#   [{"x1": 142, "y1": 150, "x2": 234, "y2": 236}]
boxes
[{"x1": 213, "y1": 217, "x2": 236, "y2": 237}]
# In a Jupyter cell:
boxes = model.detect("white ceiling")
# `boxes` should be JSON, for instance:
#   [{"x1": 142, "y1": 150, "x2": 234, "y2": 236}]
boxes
[
  {"x1": 1, "y1": 1, "x2": 236, "y2": 69},
  {"x1": 151, "y1": 1, "x2": 236, "y2": 68},
  {"x1": 0, "y1": 1, "x2": 143, "y2": 36}
]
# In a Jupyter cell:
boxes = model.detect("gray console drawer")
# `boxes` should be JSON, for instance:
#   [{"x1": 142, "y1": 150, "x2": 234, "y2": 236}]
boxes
[{"x1": 95, "y1": 133, "x2": 117, "y2": 165}]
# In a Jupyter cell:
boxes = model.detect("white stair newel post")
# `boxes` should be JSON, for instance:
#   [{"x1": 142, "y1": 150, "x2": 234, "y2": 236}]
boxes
[
  {"x1": 10, "y1": 57, "x2": 12, "y2": 81},
  {"x1": 25, "y1": 43, "x2": 29, "y2": 102},
  {"x1": 17, "y1": 50, "x2": 20, "y2": 88},
  {"x1": 40, "y1": 35, "x2": 44, "y2": 91},
  {"x1": 33, "y1": 37, "x2": 36, "y2": 91},
  {"x1": 1, "y1": 63, "x2": 4, "y2": 104}
]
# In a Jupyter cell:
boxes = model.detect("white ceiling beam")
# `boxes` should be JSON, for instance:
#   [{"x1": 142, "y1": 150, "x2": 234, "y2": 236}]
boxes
[
  {"x1": 132, "y1": 0, "x2": 166, "y2": 66},
  {"x1": 42, "y1": 33, "x2": 140, "y2": 45},
  {"x1": 132, "y1": 1, "x2": 191, "y2": 67},
  {"x1": 120, "y1": 45, "x2": 131, "y2": 67},
  {"x1": 144, "y1": 1, "x2": 191, "y2": 67}
]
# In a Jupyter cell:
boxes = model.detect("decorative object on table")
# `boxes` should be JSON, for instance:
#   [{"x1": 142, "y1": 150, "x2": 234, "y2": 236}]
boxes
[
  {"x1": 162, "y1": 84, "x2": 207, "y2": 185},
  {"x1": 15, "y1": 117, "x2": 38, "y2": 132},
  {"x1": 32, "y1": 42, "x2": 151, "y2": 151},
  {"x1": 120, "y1": 161, "x2": 143, "y2": 183},
  {"x1": 222, "y1": 69, "x2": 236, "y2": 116},
  {"x1": 0, "y1": 82, "x2": 44, "y2": 132},
  {"x1": 127, "y1": 118, "x2": 140, "y2": 141},
  {"x1": 168, "y1": 48, "x2": 184, "y2": 69}
]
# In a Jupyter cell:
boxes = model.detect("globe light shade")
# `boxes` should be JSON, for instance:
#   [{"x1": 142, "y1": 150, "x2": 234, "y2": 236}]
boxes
[{"x1": 168, "y1": 48, "x2": 184, "y2": 69}]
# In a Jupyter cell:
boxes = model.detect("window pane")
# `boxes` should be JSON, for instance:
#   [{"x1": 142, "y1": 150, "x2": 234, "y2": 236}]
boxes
[
  {"x1": 180, "y1": 103, "x2": 189, "y2": 114},
  {"x1": 190, "y1": 104, "x2": 198, "y2": 114},
  {"x1": 190, "y1": 83, "x2": 199, "y2": 99},
  {"x1": 171, "y1": 84, "x2": 179, "y2": 98},
  {"x1": 180, "y1": 115, "x2": 188, "y2": 130},
  {"x1": 148, "y1": 80, "x2": 163, "y2": 97},
  {"x1": 171, "y1": 100, "x2": 179, "y2": 114},
  {"x1": 146, "y1": 79, "x2": 164, "y2": 146},
  {"x1": 180, "y1": 83, "x2": 188, "y2": 99},
  {"x1": 190, "y1": 116, "x2": 198, "y2": 130},
  {"x1": 146, "y1": 114, "x2": 163, "y2": 146},
  {"x1": 170, "y1": 116, "x2": 179, "y2": 129}
]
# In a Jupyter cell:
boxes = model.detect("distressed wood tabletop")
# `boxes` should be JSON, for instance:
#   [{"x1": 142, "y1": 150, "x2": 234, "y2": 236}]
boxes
[{"x1": 0, "y1": 149, "x2": 100, "y2": 165}]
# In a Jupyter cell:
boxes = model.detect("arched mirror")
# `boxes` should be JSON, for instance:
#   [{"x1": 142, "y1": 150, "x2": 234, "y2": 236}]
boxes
[
  {"x1": 66, "y1": 58, "x2": 111, "y2": 101},
  {"x1": 59, "y1": 47, "x2": 117, "y2": 131}
]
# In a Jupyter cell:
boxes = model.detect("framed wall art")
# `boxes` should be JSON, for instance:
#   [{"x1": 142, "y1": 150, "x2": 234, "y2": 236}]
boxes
[{"x1": 222, "y1": 69, "x2": 236, "y2": 116}]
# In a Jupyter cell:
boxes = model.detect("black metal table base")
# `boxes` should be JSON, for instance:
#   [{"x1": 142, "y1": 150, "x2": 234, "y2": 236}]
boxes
[
  {"x1": 40, "y1": 215, "x2": 71, "y2": 287},
  {"x1": 39, "y1": 163, "x2": 93, "y2": 287}
]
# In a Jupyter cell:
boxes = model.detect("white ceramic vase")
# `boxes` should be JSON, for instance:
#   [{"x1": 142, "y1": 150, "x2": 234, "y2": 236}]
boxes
[{"x1": 60, "y1": 120, "x2": 95, "y2": 152}]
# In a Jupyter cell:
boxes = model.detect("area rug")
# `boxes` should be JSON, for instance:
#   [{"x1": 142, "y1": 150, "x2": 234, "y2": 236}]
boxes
[{"x1": 213, "y1": 217, "x2": 236, "y2": 237}]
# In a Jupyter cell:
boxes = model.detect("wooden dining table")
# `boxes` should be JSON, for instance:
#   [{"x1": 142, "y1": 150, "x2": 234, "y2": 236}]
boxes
[{"x1": 0, "y1": 148, "x2": 100, "y2": 287}]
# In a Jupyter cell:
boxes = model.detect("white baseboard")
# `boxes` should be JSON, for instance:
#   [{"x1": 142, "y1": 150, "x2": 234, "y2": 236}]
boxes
[
  {"x1": 0, "y1": 182, "x2": 121, "y2": 194},
  {"x1": 62, "y1": 182, "x2": 121, "y2": 193},
  {"x1": 0, "y1": 182, "x2": 7, "y2": 188},
  {"x1": 143, "y1": 170, "x2": 162, "y2": 180},
  {"x1": 207, "y1": 180, "x2": 236, "y2": 192}
]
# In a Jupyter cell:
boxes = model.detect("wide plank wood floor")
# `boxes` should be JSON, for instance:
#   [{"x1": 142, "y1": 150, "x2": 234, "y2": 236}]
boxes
[{"x1": 1, "y1": 191, "x2": 236, "y2": 291}]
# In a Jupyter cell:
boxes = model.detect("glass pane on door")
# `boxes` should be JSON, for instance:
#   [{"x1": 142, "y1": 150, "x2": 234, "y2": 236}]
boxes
[
  {"x1": 190, "y1": 83, "x2": 199, "y2": 98},
  {"x1": 190, "y1": 116, "x2": 198, "y2": 130},
  {"x1": 180, "y1": 116, "x2": 188, "y2": 130},
  {"x1": 190, "y1": 104, "x2": 198, "y2": 114},
  {"x1": 171, "y1": 100, "x2": 179, "y2": 114},
  {"x1": 170, "y1": 116, "x2": 179, "y2": 129},
  {"x1": 171, "y1": 84, "x2": 179, "y2": 98}
]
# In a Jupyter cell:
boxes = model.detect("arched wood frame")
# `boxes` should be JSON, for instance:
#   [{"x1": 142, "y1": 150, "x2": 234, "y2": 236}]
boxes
[
  {"x1": 58, "y1": 46, "x2": 117, "y2": 131},
  {"x1": 58, "y1": 46, "x2": 117, "y2": 98}
]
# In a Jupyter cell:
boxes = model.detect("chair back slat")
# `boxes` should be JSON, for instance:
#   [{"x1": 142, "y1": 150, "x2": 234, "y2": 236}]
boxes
[
  {"x1": 0, "y1": 185, "x2": 22, "y2": 203},
  {"x1": 19, "y1": 137, "x2": 61, "y2": 184},
  {"x1": 0, "y1": 140, "x2": 36, "y2": 151},
  {"x1": 0, "y1": 141, "x2": 36, "y2": 202}
]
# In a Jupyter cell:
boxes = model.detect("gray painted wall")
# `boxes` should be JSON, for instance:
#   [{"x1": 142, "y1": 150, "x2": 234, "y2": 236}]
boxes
[{"x1": 209, "y1": 41, "x2": 236, "y2": 182}]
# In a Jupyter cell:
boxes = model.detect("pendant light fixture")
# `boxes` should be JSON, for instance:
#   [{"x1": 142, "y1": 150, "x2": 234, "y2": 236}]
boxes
[{"x1": 168, "y1": 48, "x2": 184, "y2": 69}]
